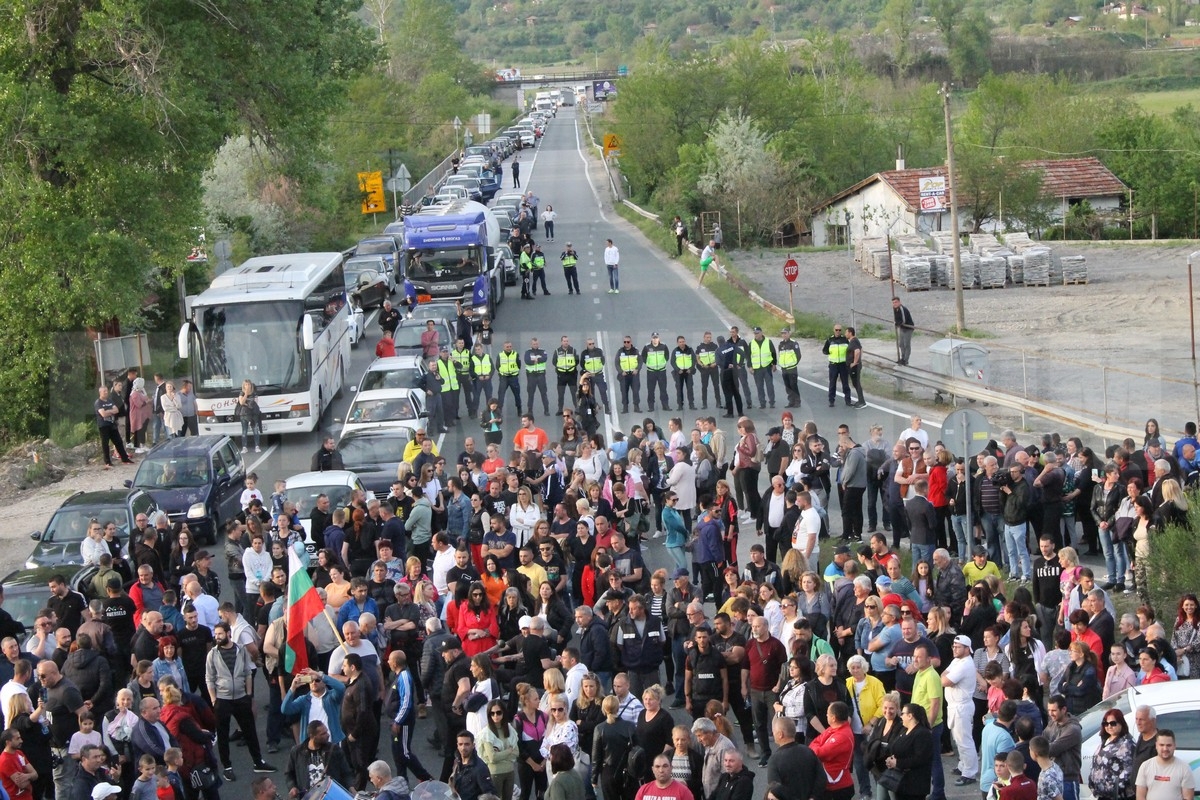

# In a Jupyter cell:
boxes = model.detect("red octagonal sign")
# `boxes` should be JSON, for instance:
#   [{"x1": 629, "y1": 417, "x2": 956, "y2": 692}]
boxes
[{"x1": 783, "y1": 258, "x2": 799, "y2": 283}]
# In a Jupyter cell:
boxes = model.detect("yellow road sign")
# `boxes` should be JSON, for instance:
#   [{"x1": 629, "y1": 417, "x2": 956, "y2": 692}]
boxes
[
  {"x1": 603, "y1": 133, "x2": 621, "y2": 156},
  {"x1": 359, "y1": 170, "x2": 386, "y2": 215}
]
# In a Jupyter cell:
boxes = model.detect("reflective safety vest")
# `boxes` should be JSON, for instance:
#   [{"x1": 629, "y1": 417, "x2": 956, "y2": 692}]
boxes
[
  {"x1": 472, "y1": 354, "x2": 493, "y2": 378},
  {"x1": 451, "y1": 348, "x2": 470, "y2": 375},
  {"x1": 556, "y1": 350, "x2": 576, "y2": 373},
  {"x1": 618, "y1": 351, "x2": 640, "y2": 373},
  {"x1": 562, "y1": 252, "x2": 578, "y2": 268},
  {"x1": 777, "y1": 342, "x2": 800, "y2": 369},
  {"x1": 519, "y1": 252, "x2": 533, "y2": 273},
  {"x1": 827, "y1": 341, "x2": 849, "y2": 364},
  {"x1": 696, "y1": 346, "x2": 717, "y2": 368},
  {"x1": 498, "y1": 351, "x2": 520, "y2": 376},
  {"x1": 532, "y1": 254, "x2": 546, "y2": 270},
  {"x1": 645, "y1": 346, "x2": 668, "y2": 371},
  {"x1": 437, "y1": 360, "x2": 459, "y2": 391},
  {"x1": 673, "y1": 349, "x2": 694, "y2": 370},
  {"x1": 749, "y1": 338, "x2": 774, "y2": 369},
  {"x1": 583, "y1": 351, "x2": 604, "y2": 373},
  {"x1": 525, "y1": 352, "x2": 546, "y2": 373}
]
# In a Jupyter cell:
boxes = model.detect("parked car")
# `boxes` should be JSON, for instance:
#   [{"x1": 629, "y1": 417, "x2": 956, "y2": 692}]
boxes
[
  {"x1": 1078, "y1": 682, "x2": 1200, "y2": 800},
  {"x1": 344, "y1": 254, "x2": 395, "y2": 309},
  {"x1": 442, "y1": 176, "x2": 483, "y2": 203},
  {"x1": 27, "y1": 490, "x2": 157, "y2": 569},
  {"x1": 340, "y1": 388, "x2": 428, "y2": 439},
  {"x1": 126, "y1": 435, "x2": 245, "y2": 545},
  {"x1": 281, "y1": 470, "x2": 376, "y2": 552},
  {"x1": 392, "y1": 317, "x2": 455, "y2": 359},
  {"x1": 336, "y1": 429, "x2": 411, "y2": 496},
  {"x1": 352, "y1": 355, "x2": 428, "y2": 394},
  {"x1": 496, "y1": 243, "x2": 518, "y2": 286},
  {"x1": 0, "y1": 566, "x2": 89, "y2": 632},
  {"x1": 355, "y1": 236, "x2": 402, "y2": 281}
]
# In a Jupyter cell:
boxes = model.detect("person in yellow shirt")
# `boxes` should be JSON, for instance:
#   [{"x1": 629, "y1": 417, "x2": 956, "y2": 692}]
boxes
[
  {"x1": 516, "y1": 545, "x2": 548, "y2": 589},
  {"x1": 402, "y1": 429, "x2": 440, "y2": 464},
  {"x1": 963, "y1": 544, "x2": 1004, "y2": 586},
  {"x1": 911, "y1": 642, "x2": 947, "y2": 798}
]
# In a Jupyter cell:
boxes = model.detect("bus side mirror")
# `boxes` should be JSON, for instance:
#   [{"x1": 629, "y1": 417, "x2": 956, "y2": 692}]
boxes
[
  {"x1": 177, "y1": 323, "x2": 190, "y2": 360},
  {"x1": 302, "y1": 314, "x2": 315, "y2": 350}
]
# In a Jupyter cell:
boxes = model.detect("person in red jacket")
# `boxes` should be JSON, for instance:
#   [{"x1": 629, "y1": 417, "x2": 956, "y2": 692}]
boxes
[
  {"x1": 375, "y1": 330, "x2": 396, "y2": 359},
  {"x1": 454, "y1": 582, "x2": 499, "y2": 658},
  {"x1": 810, "y1": 701, "x2": 856, "y2": 800}
]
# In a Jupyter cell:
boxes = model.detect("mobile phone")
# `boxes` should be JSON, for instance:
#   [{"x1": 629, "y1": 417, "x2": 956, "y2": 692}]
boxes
[{"x1": 1093, "y1": 469, "x2": 1101, "y2": 482}]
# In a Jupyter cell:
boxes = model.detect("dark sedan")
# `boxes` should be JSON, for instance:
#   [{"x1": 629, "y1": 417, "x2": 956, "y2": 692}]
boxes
[{"x1": 336, "y1": 429, "x2": 411, "y2": 495}]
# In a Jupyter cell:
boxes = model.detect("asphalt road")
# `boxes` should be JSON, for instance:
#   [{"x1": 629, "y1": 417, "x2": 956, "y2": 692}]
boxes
[{"x1": 213, "y1": 106, "x2": 979, "y2": 799}]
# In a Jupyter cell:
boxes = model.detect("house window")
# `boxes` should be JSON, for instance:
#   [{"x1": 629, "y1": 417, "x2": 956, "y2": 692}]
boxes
[{"x1": 825, "y1": 224, "x2": 848, "y2": 246}]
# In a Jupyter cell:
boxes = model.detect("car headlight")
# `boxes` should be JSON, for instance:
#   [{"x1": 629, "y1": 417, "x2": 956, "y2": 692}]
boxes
[{"x1": 187, "y1": 503, "x2": 207, "y2": 519}]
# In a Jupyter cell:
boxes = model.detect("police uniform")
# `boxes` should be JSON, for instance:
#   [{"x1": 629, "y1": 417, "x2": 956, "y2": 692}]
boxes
[
  {"x1": 553, "y1": 343, "x2": 579, "y2": 414},
  {"x1": 641, "y1": 335, "x2": 671, "y2": 411},
  {"x1": 822, "y1": 329, "x2": 852, "y2": 407},
  {"x1": 530, "y1": 246, "x2": 550, "y2": 296},
  {"x1": 437, "y1": 350, "x2": 461, "y2": 422},
  {"x1": 717, "y1": 334, "x2": 745, "y2": 418},
  {"x1": 748, "y1": 329, "x2": 777, "y2": 408},
  {"x1": 469, "y1": 347, "x2": 494, "y2": 418},
  {"x1": 524, "y1": 343, "x2": 549, "y2": 416},
  {"x1": 616, "y1": 341, "x2": 642, "y2": 414},
  {"x1": 560, "y1": 245, "x2": 580, "y2": 295},
  {"x1": 695, "y1": 337, "x2": 721, "y2": 409},
  {"x1": 497, "y1": 345, "x2": 522, "y2": 415},
  {"x1": 776, "y1": 332, "x2": 802, "y2": 408},
  {"x1": 671, "y1": 341, "x2": 697, "y2": 411},
  {"x1": 418, "y1": 362, "x2": 445, "y2": 433},
  {"x1": 581, "y1": 345, "x2": 610, "y2": 409},
  {"x1": 519, "y1": 246, "x2": 534, "y2": 299}
]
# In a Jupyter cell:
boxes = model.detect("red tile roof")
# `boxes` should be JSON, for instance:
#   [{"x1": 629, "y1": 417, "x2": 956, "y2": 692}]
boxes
[{"x1": 814, "y1": 157, "x2": 1127, "y2": 213}]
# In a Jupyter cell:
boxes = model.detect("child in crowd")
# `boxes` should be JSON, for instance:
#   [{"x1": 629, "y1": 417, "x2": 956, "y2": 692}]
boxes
[
  {"x1": 270, "y1": 479, "x2": 287, "y2": 517},
  {"x1": 131, "y1": 755, "x2": 159, "y2": 800},
  {"x1": 240, "y1": 472, "x2": 264, "y2": 511},
  {"x1": 68, "y1": 711, "x2": 102, "y2": 760}
]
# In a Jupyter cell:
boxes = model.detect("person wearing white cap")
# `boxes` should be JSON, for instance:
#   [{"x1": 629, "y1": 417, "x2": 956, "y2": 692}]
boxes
[
  {"x1": 90, "y1": 783, "x2": 121, "y2": 800},
  {"x1": 940, "y1": 634, "x2": 979, "y2": 785}
]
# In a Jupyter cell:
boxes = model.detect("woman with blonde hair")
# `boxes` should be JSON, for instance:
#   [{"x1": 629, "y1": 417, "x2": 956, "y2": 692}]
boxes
[
  {"x1": 7, "y1": 692, "x2": 53, "y2": 800},
  {"x1": 636, "y1": 684, "x2": 674, "y2": 782},
  {"x1": 540, "y1": 668, "x2": 567, "y2": 712},
  {"x1": 515, "y1": 682, "x2": 549, "y2": 800},
  {"x1": 592, "y1": 694, "x2": 636, "y2": 800},
  {"x1": 160, "y1": 682, "x2": 217, "y2": 794},
  {"x1": 510, "y1": 486, "x2": 540, "y2": 548},
  {"x1": 779, "y1": 547, "x2": 805, "y2": 597},
  {"x1": 570, "y1": 673, "x2": 604, "y2": 774},
  {"x1": 731, "y1": 416, "x2": 761, "y2": 521},
  {"x1": 540, "y1": 692, "x2": 579, "y2": 781}
]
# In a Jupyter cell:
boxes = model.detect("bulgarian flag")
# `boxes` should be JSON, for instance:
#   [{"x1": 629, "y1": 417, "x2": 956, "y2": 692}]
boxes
[{"x1": 284, "y1": 547, "x2": 324, "y2": 674}]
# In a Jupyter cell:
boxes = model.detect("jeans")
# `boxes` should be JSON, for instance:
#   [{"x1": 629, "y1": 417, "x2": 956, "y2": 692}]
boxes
[
  {"x1": 912, "y1": 543, "x2": 933, "y2": 566},
  {"x1": 1098, "y1": 526, "x2": 1129, "y2": 584},
  {"x1": 672, "y1": 635, "x2": 688, "y2": 702},
  {"x1": 853, "y1": 732, "x2": 872, "y2": 795},
  {"x1": 867, "y1": 476, "x2": 889, "y2": 531},
  {"x1": 216, "y1": 695, "x2": 264, "y2": 767},
  {"x1": 930, "y1": 721, "x2": 946, "y2": 800},
  {"x1": 951, "y1": 514, "x2": 970, "y2": 556},
  {"x1": 52, "y1": 748, "x2": 75, "y2": 800},
  {"x1": 607, "y1": 265, "x2": 619, "y2": 290},
  {"x1": 666, "y1": 545, "x2": 688, "y2": 574},
  {"x1": 1003, "y1": 522, "x2": 1032, "y2": 580},
  {"x1": 980, "y1": 512, "x2": 1005, "y2": 568},
  {"x1": 239, "y1": 417, "x2": 261, "y2": 450},
  {"x1": 150, "y1": 412, "x2": 165, "y2": 445}
]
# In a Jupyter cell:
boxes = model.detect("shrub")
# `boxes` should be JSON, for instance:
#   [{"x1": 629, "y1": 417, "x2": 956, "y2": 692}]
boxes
[
  {"x1": 50, "y1": 420, "x2": 93, "y2": 450},
  {"x1": 1140, "y1": 501, "x2": 1200, "y2": 619}
]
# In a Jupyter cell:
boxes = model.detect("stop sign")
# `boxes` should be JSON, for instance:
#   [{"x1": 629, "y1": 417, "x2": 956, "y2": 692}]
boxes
[{"x1": 783, "y1": 258, "x2": 799, "y2": 283}]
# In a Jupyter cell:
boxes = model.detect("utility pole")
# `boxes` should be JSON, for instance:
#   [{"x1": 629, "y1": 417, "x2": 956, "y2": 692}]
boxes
[{"x1": 941, "y1": 82, "x2": 965, "y2": 333}]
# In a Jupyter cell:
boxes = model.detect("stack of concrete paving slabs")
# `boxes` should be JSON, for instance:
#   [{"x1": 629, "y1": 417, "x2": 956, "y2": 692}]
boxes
[
  {"x1": 898, "y1": 256, "x2": 931, "y2": 290},
  {"x1": 979, "y1": 256, "x2": 1007, "y2": 288},
  {"x1": 959, "y1": 253, "x2": 980, "y2": 288},
  {"x1": 857, "y1": 237, "x2": 887, "y2": 264},
  {"x1": 1060, "y1": 255, "x2": 1087, "y2": 284},
  {"x1": 1006, "y1": 255, "x2": 1025, "y2": 285},
  {"x1": 930, "y1": 232, "x2": 957, "y2": 254},
  {"x1": 1023, "y1": 247, "x2": 1052, "y2": 286},
  {"x1": 930, "y1": 255, "x2": 951, "y2": 287},
  {"x1": 870, "y1": 248, "x2": 892, "y2": 279}
]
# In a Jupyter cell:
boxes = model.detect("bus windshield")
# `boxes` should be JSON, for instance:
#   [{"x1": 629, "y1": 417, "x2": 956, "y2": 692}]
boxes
[
  {"x1": 191, "y1": 301, "x2": 308, "y2": 396},
  {"x1": 407, "y1": 247, "x2": 483, "y2": 281}
]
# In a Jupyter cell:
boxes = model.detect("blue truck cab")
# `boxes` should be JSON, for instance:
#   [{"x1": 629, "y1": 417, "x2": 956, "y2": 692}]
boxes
[{"x1": 402, "y1": 200, "x2": 504, "y2": 328}]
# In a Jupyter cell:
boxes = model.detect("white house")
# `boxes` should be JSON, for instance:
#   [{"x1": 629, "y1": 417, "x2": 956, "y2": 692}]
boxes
[{"x1": 808, "y1": 157, "x2": 1128, "y2": 247}]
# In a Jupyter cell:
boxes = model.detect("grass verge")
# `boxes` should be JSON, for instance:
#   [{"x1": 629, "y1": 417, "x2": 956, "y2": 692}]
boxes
[{"x1": 50, "y1": 420, "x2": 93, "y2": 450}]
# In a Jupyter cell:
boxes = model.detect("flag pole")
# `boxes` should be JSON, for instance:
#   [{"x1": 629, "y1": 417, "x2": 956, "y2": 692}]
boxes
[{"x1": 323, "y1": 607, "x2": 350, "y2": 653}]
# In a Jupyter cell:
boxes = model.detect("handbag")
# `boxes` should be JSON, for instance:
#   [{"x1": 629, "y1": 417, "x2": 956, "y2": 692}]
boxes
[
  {"x1": 189, "y1": 766, "x2": 217, "y2": 790},
  {"x1": 878, "y1": 767, "x2": 905, "y2": 791}
]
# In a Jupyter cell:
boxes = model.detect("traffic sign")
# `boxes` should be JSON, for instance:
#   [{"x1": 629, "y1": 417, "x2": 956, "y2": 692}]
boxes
[
  {"x1": 603, "y1": 133, "x2": 621, "y2": 156},
  {"x1": 783, "y1": 258, "x2": 799, "y2": 283},
  {"x1": 359, "y1": 170, "x2": 386, "y2": 215}
]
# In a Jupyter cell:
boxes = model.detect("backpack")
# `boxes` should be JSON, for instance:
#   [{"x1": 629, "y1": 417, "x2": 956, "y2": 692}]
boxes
[{"x1": 626, "y1": 743, "x2": 648, "y2": 784}]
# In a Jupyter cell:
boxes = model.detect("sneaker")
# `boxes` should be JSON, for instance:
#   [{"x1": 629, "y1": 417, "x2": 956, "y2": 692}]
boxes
[
  {"x1": 652, "y1": 530, "x2": 664, "y2": 538},
  {"x1": 267, "y1": 743, "x2": 279, "y2": 754},
  {"x1": 954, "y1": 777, "x2": 977, "y2": 787},
  {"x1": 758, "y1": 754, "x2": 770, "y2": 767},
  {"x1": 614, "y1": 289, "x2": 620, "y2": 293},
  {"x1": 255, "y1": 446, "x2": 261, "y2": 453},
  {"x1": 240, "y1": 447, "x2": 247, "y2": 453},
  {"x1": 253, "y1": 762, "x2": 276, "y2": 774},
  {"x1": 1122, "y1": 584, "x2": 1133, "y2": 594},
  {"x1": 223, "y1": 768, "x2": 236, "y2": 782}
]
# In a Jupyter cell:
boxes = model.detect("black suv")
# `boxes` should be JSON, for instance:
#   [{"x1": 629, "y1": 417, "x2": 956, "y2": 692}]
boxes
[
  {"x1": 27, "y1": 490, "x2": 157, "y2": 569},
  {"x1": 127, "y1": 435, "x2": 245, "y2": 545}
]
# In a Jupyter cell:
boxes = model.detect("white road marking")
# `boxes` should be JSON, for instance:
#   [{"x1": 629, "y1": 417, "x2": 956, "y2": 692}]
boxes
[
  {"x1": 575, "y1": 119, "x2": 608, "y2": 223},
  {"x1": 245, "y1": 445, "x2": 279, "y2": 473}
]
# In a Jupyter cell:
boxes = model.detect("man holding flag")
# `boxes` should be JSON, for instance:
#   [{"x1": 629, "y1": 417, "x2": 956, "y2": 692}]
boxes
[{"x1": 284, "y1": 548, "x2": 327, "y2": 677}]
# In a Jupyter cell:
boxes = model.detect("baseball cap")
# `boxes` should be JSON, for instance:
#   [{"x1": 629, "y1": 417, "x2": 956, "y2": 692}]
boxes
[
  {"x1": 753, "y1": 326, "x2": 763, "y2": 333},
  {"x1": 92, "y1": 785, "x2": 121, "y2": 800},
  {"x1": 953, "y1": 635, "x2": 973, "y2": 648},
  {"x1": 518, "y1": 615, "x2": 533, "y2": 630},
  {"x1": 439, "y1": 635, "x2": 463, "y2": 652},
  {"x1": 195, "y1": 550, "x2": 213, "y2": 561},
  {"x1": 542, "y1": 449, "x2": 556, "y2": 459},
  {"x1": 651, "y1": 332, "x2": 660, "y2": 338},
  {"x1": 767, "y1": 426, "x2": 782, "y2": 436},
  {"x1": 875, "y1": 576, "x2": 893, "y2": 589},
  {"x1": 834, "y1": 545, "x2": 852, "y2": 556},
  {"x1": 673, "y1": 568, "x2": 689, "y2": 579}
]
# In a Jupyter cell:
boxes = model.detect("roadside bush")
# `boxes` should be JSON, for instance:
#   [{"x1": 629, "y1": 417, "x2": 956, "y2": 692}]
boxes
[
  {"x1": 1140, "y1": 500, "x2": 1200, "y2": 618},
  {"x1": 50, "y1": 420, "x2": 92, "y2": 450}
]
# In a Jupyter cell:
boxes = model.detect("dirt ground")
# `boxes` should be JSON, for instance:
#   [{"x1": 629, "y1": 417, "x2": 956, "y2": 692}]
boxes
[{"x1": 730, "y1": 240, "x2": 1200, "y2": 432}]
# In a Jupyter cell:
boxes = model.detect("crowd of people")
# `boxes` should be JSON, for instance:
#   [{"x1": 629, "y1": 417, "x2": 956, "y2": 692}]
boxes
[{"x1": 21, "y1": 350, "x2": 1200, "y2": 800}]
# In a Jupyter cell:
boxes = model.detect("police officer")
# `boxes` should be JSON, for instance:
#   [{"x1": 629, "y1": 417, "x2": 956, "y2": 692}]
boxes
[
  {"x1": 553, "y1": 335, "x2": 579, "y2": 415},
  {"x1": 560, "y1": 242, "x2": 580, "y2": 295},
  {"x1": 469, "y1": 342, "x2": 494, "y2": 418},
  {"x1": 519, "y1": 243, "x2": 534, "y2": 300},
  {"x1": 419, "y1": 356, "x2": 446, "y2": 434},
  {"x1": 748, "y1": 326, "x2": 778, "y2": 409},
  {"x1": 776, "y1": 328, "x2": 802, "y2": 408},
  {"x1": 822, "y1": 323, "x2": 852, "y2": 408},
  {"x1": 642, "y1": 332, "x2": 671, "y2": 412},
  {"x1": 717, "y1": 328, "x2": 745, "y2": 418},
  {"x1": 695, "y1": 331, "x2": 721, "y2": 410},
  {"x1": 496, "y1": 340, "x2": 522, "y2": 416},
  {"x1": 530, "y1": 244, "x2": 550, "y2": 297},
  {"x1": 581, "y1": 337, "x2": 609, "y2": 411},
  {"x1": 450, "y1": 337, "x2": 471, "y2": 408},
  {"x1": 524, "y1": 337, "x2": 549, "y2": 416},
  {"x1": 616, "y1": 335, "x2": 642, "y2": 414},
  {"x1": 672, "y1": 335, "x2": 697, "y2": 412},
  {"x1": 437, "y1": 345, "x2": 461, "y2": 423}
]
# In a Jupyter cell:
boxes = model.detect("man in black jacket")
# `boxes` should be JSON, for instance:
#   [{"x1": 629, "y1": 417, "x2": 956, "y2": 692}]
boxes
[
  {"x1": 286, "y1": 721, "x2": 353, "y2": 796},
  {"x1": 932, "y1": 548, "x2": 969, "y2": 627},
  {"x1": 448, "y1": 731, "x2": 495, "y2": 800},
  {"x1": 574, "y1": 605, "x2": 614, "y2": 689},
  {"x1": 713, "y1": 748, "x2": 756, "y2": 800},
  {"x1": 767, "y1": 716, "x2": 825, "y2": 800}
]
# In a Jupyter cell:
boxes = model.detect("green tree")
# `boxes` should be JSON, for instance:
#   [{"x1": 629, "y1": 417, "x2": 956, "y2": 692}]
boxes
[
  {"x1": 880, "y1": 0, "x2": 919, "y2": 78},
  {"x1": 0, "y1": 0, "x2": 375, "y2": 437},
  {"x1": 697, "y1": 112, "x2": 792, "y2": 245}
]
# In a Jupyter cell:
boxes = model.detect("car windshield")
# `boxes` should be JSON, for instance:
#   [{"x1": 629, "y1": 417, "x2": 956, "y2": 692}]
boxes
[
  {"x1": 191, "y1": 300, "x2": 307, "y2": 395},
  {"x1": 134, "y1": 456, "x2": 212, "y2": 489},
  {"x1": 5, "y1": 588, "x2": 50, "y2": 631},
  {"x1": 393, "y1": 325, "x2": 438, "y2": 350},
  {"x1": 408, "y1": 247, "x2": 483, "y2": 280},
  {"x1": 348, "y1": 396, "x2": 417, "y2": 423},
  {"x1": 356, "y1": 240, "x2": 395, "y2": 256},
  {"x1": 44, "y1": 505, "x2": 130, "y2": 542},
  {"x1": 289, "y1": 484, "x2": 359, "y2": 517},
  {"x1": 1078, "y1": 691, "x2": 1131, "y2": 743},
  {"x1": 338, "y1": 433, "x2": 410, "y2": 467},
  {"x1": 359, "y1": 367, "x2": 422, "y2": 391}
]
